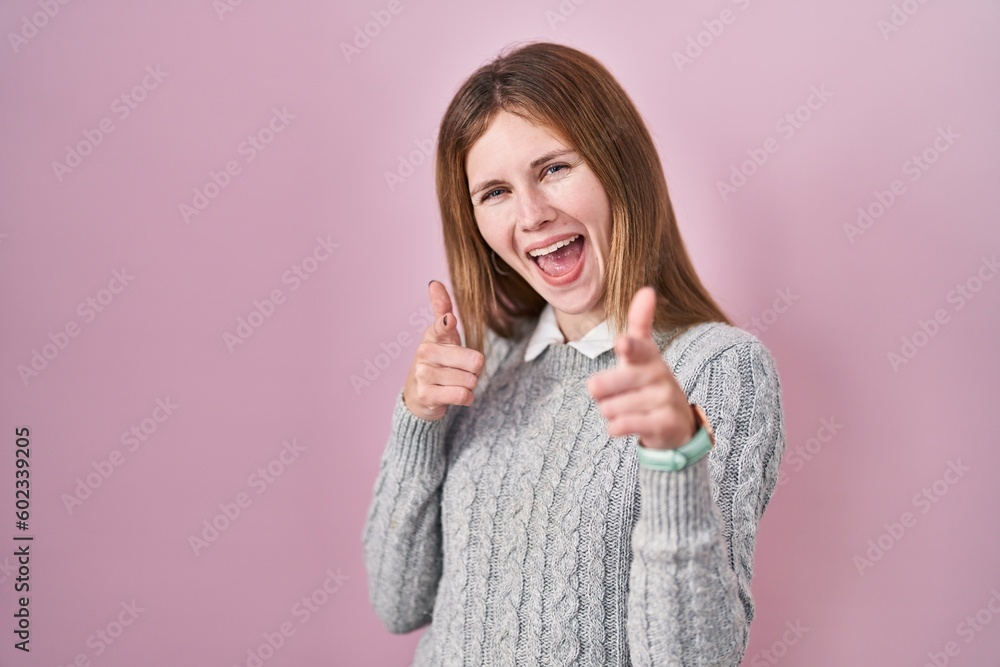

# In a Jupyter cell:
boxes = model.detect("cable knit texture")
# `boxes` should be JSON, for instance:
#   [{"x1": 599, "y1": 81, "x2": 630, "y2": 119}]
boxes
[{"x1": 362, "y1": 319, "x2": 786, "y2": 666}]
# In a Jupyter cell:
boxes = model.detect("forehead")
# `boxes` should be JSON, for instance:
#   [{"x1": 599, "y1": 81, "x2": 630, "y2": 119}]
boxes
[{"x1": 465, "y1": 111, "x2": 569, "y2": 174}]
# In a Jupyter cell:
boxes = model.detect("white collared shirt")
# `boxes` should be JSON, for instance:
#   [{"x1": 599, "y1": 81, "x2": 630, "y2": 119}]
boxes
[{"x1": 524, "y1": 302, "x2": 615, "y2": 361}]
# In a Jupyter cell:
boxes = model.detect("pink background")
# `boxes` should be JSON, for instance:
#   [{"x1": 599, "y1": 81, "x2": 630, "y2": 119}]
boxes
[{"x1": 2, "y1": 1, "x2": 999, "y2": 665}]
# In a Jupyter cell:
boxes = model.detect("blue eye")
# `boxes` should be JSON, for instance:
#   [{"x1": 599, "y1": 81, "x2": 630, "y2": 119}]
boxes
[
  {"x1": 478, "y1": 164, "x2": 569, "y2": 203},
  {"x1": 481, "y1": 188, "x2": 505, "y2": 203}
]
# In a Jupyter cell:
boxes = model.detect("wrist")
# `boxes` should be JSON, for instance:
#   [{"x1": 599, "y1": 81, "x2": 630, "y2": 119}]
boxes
[
  {"x1": 637, "y1": 403, "x2": 703, "y2": 451},
  {"x1": 401, "y1": 389, "x2": 445, "y2": 422},
  {"x1": 635, "y1": 403, "x2": 715, "y2": 472}
]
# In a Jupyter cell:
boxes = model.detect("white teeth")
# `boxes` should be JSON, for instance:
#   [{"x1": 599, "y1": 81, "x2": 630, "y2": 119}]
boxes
[{"x1": 528, "y1": 235, "x2": 580, "y2": 258}]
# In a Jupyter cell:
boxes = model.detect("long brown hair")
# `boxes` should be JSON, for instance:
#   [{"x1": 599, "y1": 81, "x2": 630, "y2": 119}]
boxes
[{"x1": 435, "y1": 41, "x2": 732, "y2": 356}]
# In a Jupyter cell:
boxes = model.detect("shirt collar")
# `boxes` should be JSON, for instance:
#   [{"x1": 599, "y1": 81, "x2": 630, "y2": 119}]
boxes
[{"x1": 524, "y1": 302, "x2": 615, "y2": 361}]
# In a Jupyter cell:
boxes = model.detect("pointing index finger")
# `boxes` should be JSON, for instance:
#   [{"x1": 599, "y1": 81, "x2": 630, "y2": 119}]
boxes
[{"x1": 626, "y1": 286, "x2": 656, "y2": 341}]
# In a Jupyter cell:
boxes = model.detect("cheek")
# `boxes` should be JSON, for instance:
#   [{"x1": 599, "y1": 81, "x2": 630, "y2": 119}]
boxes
[
  {"x1": 566, "y1": 179, "x2": 609, "y2": 223},
  {"x1": 476, "y1": 213, "x2": 513, "y2": 251},
  {"x1": 475, "y1": 217, "x2": 492, "y2": 240},
  {"x1": 589, "y1": 189, "x2": 614, "y2": 248},
  {"x1": 579, "y1": 196, "x2": 613, "y2": 247}
]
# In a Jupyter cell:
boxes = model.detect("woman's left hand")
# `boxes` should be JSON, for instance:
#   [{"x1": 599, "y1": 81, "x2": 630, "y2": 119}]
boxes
[{"x1": 586, "y1": 286, "x2": 696, "y2": 450}]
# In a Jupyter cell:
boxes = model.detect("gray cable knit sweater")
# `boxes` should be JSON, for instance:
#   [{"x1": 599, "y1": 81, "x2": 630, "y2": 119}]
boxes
[{"x1": 362, "y1": 319, "x2": 786, "y2": 666}]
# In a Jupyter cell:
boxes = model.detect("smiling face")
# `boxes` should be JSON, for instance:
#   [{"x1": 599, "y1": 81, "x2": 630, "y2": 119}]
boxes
[{"x1": 466, "y1": 110, "x2": 614, "y2": 342}]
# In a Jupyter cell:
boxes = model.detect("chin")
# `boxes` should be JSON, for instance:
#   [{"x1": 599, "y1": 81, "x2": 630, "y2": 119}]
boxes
[{"x1": 544, "y1": 288, "x2": 602, "y2": 314}]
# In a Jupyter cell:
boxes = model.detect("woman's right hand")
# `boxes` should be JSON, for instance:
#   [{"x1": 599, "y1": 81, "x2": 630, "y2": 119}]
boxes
[{"x1": 402, "y1": 280, "x2": 486, "y2": 421}]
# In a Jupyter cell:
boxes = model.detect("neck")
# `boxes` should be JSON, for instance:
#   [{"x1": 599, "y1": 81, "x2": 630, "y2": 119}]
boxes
[{"x1": 555, "y1": 308, "x2": 605, "y2": 342}]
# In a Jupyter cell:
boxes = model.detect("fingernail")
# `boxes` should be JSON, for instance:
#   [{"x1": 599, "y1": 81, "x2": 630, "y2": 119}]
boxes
[
  {"x1": 428, "y1": 279, "x2": 433, "y2": 287},
  {"x1": 443, "y1": 314, "x2": 449, "y2": 327}
]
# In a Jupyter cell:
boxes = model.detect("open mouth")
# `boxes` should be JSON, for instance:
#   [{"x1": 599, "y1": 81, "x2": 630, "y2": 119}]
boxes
[{"x1": 528, "y1": 234, "x2": 585, "y2": 278}]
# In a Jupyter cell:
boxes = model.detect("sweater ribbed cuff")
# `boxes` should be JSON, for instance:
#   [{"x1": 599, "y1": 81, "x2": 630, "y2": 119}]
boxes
[
  {"x1": 385, "y1": 390, "x2": 447, "y2": 476},
  {"x1": 637, "y1": 455, "x2": 719, "y2": 544}
]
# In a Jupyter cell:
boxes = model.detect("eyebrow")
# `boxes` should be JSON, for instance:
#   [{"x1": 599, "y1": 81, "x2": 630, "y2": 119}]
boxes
[{"x1": 468, "y1": 149, "x2": 577, "y2": 198}]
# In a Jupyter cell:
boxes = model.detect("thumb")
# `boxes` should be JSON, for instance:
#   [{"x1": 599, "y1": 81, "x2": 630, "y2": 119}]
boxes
[{"x1": 426, "y1": 279, "x2": 462, "y2": 346}]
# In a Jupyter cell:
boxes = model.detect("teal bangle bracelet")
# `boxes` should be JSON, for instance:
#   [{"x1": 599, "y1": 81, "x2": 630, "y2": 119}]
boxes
[{"x1": 635, "y1": 426, "x2": 712, "y2": 472}]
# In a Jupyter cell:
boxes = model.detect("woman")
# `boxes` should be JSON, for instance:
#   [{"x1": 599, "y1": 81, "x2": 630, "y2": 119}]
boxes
[{"x1": 362, "y1": 41, "x2": 786, "y2": 666}]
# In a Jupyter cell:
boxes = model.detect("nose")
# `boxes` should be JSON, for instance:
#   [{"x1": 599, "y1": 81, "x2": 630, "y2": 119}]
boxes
[{"x1": 517, "y1": 183, "x2": 556, "y2": 232}]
